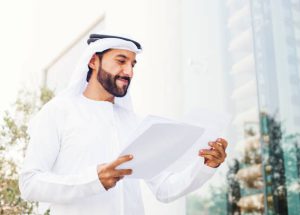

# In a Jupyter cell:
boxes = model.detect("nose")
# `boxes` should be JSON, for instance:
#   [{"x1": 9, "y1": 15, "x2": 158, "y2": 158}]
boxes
[{"x1": 123, "y1": 63, "x2": 134, "y2": 78}]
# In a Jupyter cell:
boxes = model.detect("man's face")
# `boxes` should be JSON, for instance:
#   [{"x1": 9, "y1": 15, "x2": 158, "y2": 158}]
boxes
[{"x1": 96, "y1": 49, "x2": 137, "y2": 97}]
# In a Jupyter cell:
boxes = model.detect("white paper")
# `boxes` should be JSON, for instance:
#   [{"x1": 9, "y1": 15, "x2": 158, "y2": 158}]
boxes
[
  {"x1": 165, "y1": 108, "x2": 232, "y2": 172},
  {"x1": 117, "y1": 115, "x2": 205, "y2": 179}
]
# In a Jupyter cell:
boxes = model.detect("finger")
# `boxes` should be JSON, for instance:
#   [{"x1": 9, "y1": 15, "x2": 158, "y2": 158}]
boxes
[
  {"x1": 115, "y1": 176, "x2": 124, "y2": 182},
  {"x1": 208, "y1": 140, "x2": 225, "y2": 151},
  {"x1": 216, "y1": 138, "x2": 228, "y2": 149},
  {"x1": 200, "y1": 154, "x2": 215, "y2": 161},
  {"x1": 206, "y1": 160, "x2": 221, "y2": 168},
  {"x1": 200, "y1": 154, "x2": 222, "y2": 164},
  {"x1": 208, "y1": 142, "x2": 226, "y2": 158},
  {"x1": 199, "y1": 149, "x2": 222, "y2": 159},
  {"x1": 110, "y1": 154, "x2": 133, "y2": 169},
  {"x1": 105, "y1": 170, "x2": 119, "y2": 178},
  {"x1": 115, "y1": 168, "x2": 133, "y2": 177}
]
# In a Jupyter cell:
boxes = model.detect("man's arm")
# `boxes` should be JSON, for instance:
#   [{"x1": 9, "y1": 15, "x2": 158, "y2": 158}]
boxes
[
  {"x1": 19, "y1": 101, "x2": 133, "y2": 204},
  {"x1": 145, "y1": 139, "x2": 228, "y2": 203},
  {"x1": 18, "y1": 101, "x2": 107, "y2": 204}
]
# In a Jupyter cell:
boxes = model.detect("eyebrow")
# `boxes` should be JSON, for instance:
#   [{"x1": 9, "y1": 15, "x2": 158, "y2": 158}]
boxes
[{"x1": 115, "y1": 54, "x2": 137, "y2": 64}]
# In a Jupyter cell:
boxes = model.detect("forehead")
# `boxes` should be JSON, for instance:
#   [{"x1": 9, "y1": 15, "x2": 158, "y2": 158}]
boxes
[{"x1": 105, "y1": 49, "x2": 136, "y2": 59}]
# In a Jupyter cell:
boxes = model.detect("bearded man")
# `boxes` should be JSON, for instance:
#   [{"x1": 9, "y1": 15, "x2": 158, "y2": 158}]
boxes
[{"x1": 19, "y1": 33, "x2": 228, "y2": 215}]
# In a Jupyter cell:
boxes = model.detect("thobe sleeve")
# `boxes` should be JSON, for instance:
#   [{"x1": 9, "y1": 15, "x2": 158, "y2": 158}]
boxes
[
  {"x1": 145, "y1": 158, "x2": 216, "y2": 203},
  {"x1": 19, "y1": 101, "x2": 106, "y2": 204}
]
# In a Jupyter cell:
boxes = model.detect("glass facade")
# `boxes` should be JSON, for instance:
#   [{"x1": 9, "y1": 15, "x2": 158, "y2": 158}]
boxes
[{"x1": 186, "y1": 0, "x2": 300, "y2": 214}]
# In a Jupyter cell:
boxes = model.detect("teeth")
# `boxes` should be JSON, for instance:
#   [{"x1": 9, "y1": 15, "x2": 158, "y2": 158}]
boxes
[{"x1": 118, "y1": 78, "x2": 128, "y2": 82}]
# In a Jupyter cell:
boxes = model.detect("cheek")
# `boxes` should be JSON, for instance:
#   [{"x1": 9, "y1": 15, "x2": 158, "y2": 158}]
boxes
[{"x1": 102, "y1": 61, "x2": 121, "y2": 75}]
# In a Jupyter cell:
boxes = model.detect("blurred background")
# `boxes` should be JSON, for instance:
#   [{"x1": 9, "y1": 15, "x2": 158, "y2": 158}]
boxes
[{"x1": 0, "y1": 0, "x2": 299, "y2": 214}]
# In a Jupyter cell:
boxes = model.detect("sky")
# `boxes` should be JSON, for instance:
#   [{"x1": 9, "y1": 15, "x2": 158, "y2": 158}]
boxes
[
  {"x1": 0, "y1": 0, "x2": 35, "y2": 114},
  {"x1": 0, "y1": 0, "x2": 112, "y2": 116}
]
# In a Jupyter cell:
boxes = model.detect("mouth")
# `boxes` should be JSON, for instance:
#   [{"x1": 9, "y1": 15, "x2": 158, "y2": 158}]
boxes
[{"x1": 116, "y1": 77, "x2": 130, "y2": 85}]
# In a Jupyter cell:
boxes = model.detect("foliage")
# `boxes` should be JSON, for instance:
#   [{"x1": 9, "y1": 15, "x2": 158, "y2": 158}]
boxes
[{"x1": 0, "y1": 87, "x2": 54, "y2": 215}]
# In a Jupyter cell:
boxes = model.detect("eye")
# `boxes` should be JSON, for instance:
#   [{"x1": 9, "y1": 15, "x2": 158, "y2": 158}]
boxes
[{"x1": 117, "y1": 59, "x2": 125, "y2": 64}]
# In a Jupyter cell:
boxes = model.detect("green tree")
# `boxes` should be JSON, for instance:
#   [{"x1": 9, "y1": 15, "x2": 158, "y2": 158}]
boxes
[{"x1": 0, "y1": 87, "x2": 54, "y2": 215}]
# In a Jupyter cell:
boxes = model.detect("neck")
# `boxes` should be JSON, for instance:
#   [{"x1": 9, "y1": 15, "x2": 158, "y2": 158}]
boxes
[{"x1": 83, "y1": 78, "x2": 115, "y2": 103}]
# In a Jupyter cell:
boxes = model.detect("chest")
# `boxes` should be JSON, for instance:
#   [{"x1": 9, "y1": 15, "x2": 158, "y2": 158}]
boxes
[{"x1": 57, "y1": 106, "x2": 137, "y2": 164}]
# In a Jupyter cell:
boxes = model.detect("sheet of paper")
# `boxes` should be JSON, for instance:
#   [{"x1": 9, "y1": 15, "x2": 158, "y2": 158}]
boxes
[
  {"x1": 165, "y1": 108, "x2": 232, "y2": 172},
  {"x1": 117, "y1": 115, "x2": 205, "y2": 179}
]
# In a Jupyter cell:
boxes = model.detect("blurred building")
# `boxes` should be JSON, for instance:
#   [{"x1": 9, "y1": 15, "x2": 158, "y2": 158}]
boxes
[{"x1": 223, "y1": 0, "x2": 300, "y2": 214}]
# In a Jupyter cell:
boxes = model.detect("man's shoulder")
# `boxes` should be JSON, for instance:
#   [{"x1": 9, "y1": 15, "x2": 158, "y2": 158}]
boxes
[
  {"x1": 28, "y1": 96, "x2": 76, "y2": 133},
  {"x1": 38, "y1": 96, "x2": 75, "y2": 115},
  {"x1": 29, "y1": 96, "x2": 75, "y2": 127}
]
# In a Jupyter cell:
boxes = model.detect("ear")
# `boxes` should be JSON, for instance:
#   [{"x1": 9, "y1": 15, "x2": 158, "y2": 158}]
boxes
[{"x1": 88, "y1": 54, "x2": 99, "y2": 70}]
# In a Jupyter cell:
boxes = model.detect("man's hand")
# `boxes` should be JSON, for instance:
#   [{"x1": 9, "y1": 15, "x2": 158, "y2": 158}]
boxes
[
  {"x1": 97, "y1": 154, "x2": 133, "y2": 190},
  {"x1": 198, "y1": 138, "x2": 228, "y2": 168}
]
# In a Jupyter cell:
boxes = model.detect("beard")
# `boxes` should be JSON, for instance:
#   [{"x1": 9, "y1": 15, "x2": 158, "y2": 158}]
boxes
[{"x1": 96, "y1": 65, "x2": 131, "y2": 97}]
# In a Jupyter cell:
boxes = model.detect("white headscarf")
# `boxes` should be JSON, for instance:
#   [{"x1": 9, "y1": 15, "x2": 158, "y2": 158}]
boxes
[{"x1": 57, "y1": 34, "x2": 142, "y2": 111}]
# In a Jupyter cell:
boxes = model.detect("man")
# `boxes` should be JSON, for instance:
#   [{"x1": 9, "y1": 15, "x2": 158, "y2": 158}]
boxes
[{"x1": 19, "y1": 33, "x2": 228, "y2": 215}]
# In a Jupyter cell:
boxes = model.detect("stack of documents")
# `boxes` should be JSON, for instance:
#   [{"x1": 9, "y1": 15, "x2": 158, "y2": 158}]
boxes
[
  {"x1": 118, "y1": 115, "x2": 204, "y2": 179},
  {"x1": 118, "y1": 110, "x2": 231, "y2": 179}
]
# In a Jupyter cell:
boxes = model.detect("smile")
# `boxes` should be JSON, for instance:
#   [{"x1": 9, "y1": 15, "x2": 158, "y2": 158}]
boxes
[{"x1": 117, "y1": 78, "x2": 129, "y2": 84}]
